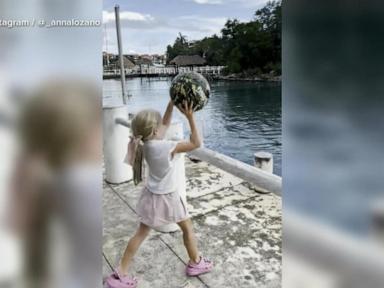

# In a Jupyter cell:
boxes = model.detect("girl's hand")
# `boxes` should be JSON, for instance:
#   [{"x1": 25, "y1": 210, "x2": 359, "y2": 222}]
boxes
[{"x1": 178, "y1": 101, "x2": 194, "y2": 119}]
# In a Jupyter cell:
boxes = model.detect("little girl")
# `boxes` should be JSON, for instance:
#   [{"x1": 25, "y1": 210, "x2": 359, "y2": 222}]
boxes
[{"x1": 106, "y1": 100, "x2": 213, "y2": 288}]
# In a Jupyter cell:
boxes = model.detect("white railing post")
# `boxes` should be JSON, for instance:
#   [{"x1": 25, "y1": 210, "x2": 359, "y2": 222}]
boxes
[
  {"x1": 154, "y1": 121, "x2": 186, "y2": 233},
  {"x1": 254, "y1": 151, "x2": 273, "y2": 174},
  {"x1": 371, "y1": 198, "x2": 384, "y2": 244},
  {"x1": 190, "y1": 148, "x2": 281, "y2": 195},
  {"x1": 103, "y1": 105, "x2": 132, "y2": 184}
]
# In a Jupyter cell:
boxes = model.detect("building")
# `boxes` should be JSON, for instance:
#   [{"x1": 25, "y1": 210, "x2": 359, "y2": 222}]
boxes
[
  {"x1": 107, "y1": 55, "x2": 135, "y2": 70},
  {"x1": 152, "y1": 54, "x2": 166, "y2": 66},
  {"x1": 103, "y1": 53, "x2": 168, "y2": 74},
  {"x1": 169, "y1": 55, "x2": 206, "y2": 67},
  {"x1": 102, "y1": 52, "x2": 116, "y2": 66},
  {"x1": 134, "y1": 57, "x2": 153, "y2": 67}
]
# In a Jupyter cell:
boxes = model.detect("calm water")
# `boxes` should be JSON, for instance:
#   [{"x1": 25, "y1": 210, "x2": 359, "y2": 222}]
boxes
[{"x1": 103, "y1": 78, "x2": 281, "y2": 175}]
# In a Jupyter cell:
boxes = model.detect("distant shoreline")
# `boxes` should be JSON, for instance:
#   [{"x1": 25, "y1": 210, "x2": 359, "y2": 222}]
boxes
[
  {"x1": 103, "y1": 73, "x2": 282, "y2": 83},
  {"x1": 213, "y1": 74, "x2": 281, "y2": 83}
]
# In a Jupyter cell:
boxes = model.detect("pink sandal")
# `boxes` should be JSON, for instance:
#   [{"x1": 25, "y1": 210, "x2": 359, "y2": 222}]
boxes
[
  {"x1": 186, "y1": 256, "x2": 213, "y2": 276},
  {"x1": 105, "y1": 269, "x2": 138, "y2": 288}
]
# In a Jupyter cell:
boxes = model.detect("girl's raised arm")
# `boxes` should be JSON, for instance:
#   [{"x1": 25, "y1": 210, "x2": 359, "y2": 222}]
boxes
[
  {"x1": 172, "y1": 101, "x2": 201, "y2": 155},
  {"x1": 162, "y1": 99, "x2": 174, "y2": 128}
]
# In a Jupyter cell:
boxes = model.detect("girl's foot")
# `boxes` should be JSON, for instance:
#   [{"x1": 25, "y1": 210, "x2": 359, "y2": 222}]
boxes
[
  {"x1": 105, "y1": 269, "x2": 138, "y2": 288},
  {"x1": 186, "y1": 256, "x2": 213, "y2": 276}
]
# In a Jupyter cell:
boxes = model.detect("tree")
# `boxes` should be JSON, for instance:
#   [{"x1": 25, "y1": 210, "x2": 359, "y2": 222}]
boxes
[
  {"x1": 165, "y1": 1, "x2": 281, "y2": 74},
  {"x1": 166, "y1": 33, "x2": 189, "y2": 64},
  {"x1": 255, "y1": 1, "x2": 281, "y2": 67}
]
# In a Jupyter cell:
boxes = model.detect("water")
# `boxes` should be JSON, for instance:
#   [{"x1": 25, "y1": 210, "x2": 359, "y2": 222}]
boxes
[{"x1": 103, "y1": 78, "x2": 281, "y2": 175}]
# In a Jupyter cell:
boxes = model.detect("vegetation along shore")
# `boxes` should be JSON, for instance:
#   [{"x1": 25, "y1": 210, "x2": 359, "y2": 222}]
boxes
[{"x1": 166, "y1": 1, "x2": 281, "y2": 80}]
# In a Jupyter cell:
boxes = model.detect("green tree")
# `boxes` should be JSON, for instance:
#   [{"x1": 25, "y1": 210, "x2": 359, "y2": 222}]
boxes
[
  {"x1": 166, "y1": 33, "x2": 189, "y2": 64},
  {"x1": 165, "y1": 1, "x2": 281, "y2": 75},
  {"x1": 255, "y1": 1, "x2": 281, "y2": 70}
]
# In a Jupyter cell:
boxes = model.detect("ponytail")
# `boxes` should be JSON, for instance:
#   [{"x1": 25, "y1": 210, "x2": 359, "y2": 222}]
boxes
[
  {"x1": 129, "y1": 109, "x2": 162, "y2": 185},
  {"x1": 132, "y1": 142, "x2": 144, "y2": 185}
]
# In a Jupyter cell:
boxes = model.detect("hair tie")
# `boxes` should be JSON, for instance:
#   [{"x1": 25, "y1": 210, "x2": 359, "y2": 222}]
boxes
[
  {"x1": 136, "y1": 135, "x2": 144, "y2": 146},
  {"x1": 125, "y1": 135, "x2": 144, "y2": 166}
]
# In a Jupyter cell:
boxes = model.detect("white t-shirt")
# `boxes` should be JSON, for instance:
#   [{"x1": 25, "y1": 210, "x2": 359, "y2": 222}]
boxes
[{"x1": 143, "y1": 139, "x2": 181, "y2": 194}]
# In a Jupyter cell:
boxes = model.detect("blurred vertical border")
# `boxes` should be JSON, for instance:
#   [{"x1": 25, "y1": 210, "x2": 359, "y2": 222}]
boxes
[
  {"x1": 0, "y1": 0, "x2": 102, "y2": 287},
  {"x1": 283, "y1": 0, "x2": 384, "y2": 287}
]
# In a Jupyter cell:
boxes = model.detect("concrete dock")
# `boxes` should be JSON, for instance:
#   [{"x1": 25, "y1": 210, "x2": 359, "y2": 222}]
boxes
[{"x1": 103, "y1": 157, "x2": 282, "y2": 288}]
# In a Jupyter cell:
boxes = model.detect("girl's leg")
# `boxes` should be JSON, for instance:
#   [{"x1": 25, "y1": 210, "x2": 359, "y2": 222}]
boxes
[
  {"x1": 177, "y1": 219, "x2": 200, "y2": 263},
  {"x1": 119, "y1": 222, "x2": 151, "y2": 274}
]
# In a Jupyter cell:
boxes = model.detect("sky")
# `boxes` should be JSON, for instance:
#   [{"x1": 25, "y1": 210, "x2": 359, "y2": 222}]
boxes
[{"x1": 103, "y1": 0, "x2": 270, "y2": 55}]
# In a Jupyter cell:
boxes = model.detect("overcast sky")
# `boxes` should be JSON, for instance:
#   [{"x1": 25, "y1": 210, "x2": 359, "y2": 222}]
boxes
[{"x1": 103, "y1": 0, "x2": 270, "y2": 55}]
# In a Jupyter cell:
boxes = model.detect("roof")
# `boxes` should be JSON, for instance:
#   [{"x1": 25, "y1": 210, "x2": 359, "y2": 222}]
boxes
[
  {"x1": 134, "y1": 57, "x2": 153, "y2": 66},
  {"x1": 170, "y1": 55, "x2": 206, "y2": 66},
  {"x1": 109, "y1": 56, "x2": 135, "y2": 69},
  {"x1": 122, "y1": 56, "x2": 135, "y2": 68}
]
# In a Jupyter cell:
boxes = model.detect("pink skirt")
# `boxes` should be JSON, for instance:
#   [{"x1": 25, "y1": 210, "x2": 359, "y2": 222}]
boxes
[{"x1": 136, "y1": 187, "x2": 189, "y2": 228}]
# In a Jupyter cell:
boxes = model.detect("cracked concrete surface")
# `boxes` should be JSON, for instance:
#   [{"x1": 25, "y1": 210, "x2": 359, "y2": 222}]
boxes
[{"x1": 103, "y1": 158, "x2": 281, "y2": 288}]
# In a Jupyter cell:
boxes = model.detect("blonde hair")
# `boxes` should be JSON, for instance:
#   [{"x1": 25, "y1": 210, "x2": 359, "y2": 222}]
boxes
[{"x1": 131, "y1": 109, "x2": 162, "y2": 185}]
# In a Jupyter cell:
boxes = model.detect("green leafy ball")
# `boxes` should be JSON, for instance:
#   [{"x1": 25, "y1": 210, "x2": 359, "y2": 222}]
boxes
[{"x1": 170, "y1": 72, "x2": 210, "y2": 111}]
